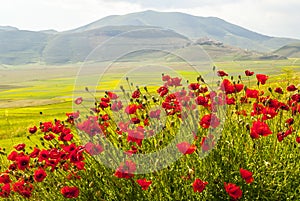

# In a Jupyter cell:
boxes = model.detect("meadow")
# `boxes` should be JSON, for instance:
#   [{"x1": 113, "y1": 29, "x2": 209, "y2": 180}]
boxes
[{"x1": 0, "y1": 59, "x2": 299, "y2": 200}]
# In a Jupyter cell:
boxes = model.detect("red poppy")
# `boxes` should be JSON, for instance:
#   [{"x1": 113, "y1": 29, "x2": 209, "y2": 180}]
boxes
[
  {"x1": 114, "y1": 160, "x2": 136, "y2": 179},
  {"x1": 28, "y1": 126, "x2": 37, "y2": 134},
  {"x1": 199, "y1": 114, "x2": 220, "y2": 129},
  {"x1": 16, "y1": 155, "x2": 30, "y2": 170},
  {"x1": 256, "y1": 74, "x2": 268, "y2": 85},
  {"x1": 7, "y1": 151, "x2": 19, "y2": 161},
  {"x1": 167, "y1": 77, "x2": 182, "y2": 87},
  {"x1": 188, "y1": 83, "x2": 200, "y2": 90},
  {"x1": 12, "y1": 179, "x2": 34, "y2": 198},
  {"x1": 34, "y1": 168, "x2": 47, "y2": 182},
  {"x1": 162, "y1": 74, "x2": 171, "y2": 81},
  {"x1": 74, "y1": 97, "x2": 83, "y2": 105},
  {"x1": 0, "y1": 183, "x2": 10, "y2": 198},
  {"x1": 287, "y1": 84, "x2": 297, "y2": 91},
  {"x1": 127, "y1": 129, "x2": 144, "y2": 147},
  {"x1": 245, "y1": 70, "x2": 254, "y2": 76},
  {"x1": 111, "y1": 101, "x2": 123, "y2": 111},
  {"x1": 224, "y1": 182, "x2": 242, "y2": 199},
  {"x1": 192, "y1": 178, "x2": 208, "y2": 193},
  {"x1": 84, "y1": 142, "x2": 104, "y2": 155},
  {"x1": 125, "y1": 104, "x2": 138, "y2": 114},
  {"x1": 29, "y1": 147, "x2": 40, "y2": 158},
  {"x1": 14, "y1": 143, "x2": 25, "y2": 151},
  {"x1": 246, "y1": 88, "x2": 259, "y2": 99},
  {"x1": 217, "y1": 70, "x2": 228, "y2": 77},
  {"x1": 274, "y1": 87, "x2": 283, "y2": 94},
  {"x1": 136, "y1": 178, "x2": 152, "y2": 190},
  {"x1": 106, "y1": 91, "x2": 118, "y2": 99},
  {"x1": 250, "y1": 120, "x2": 272, "y2": 139},
  {"x1": 0, "y1": 173, "x2": 11, "y2": 184},
  {"x1": 296, "y1": 136, "x2": 300, "y2": 143},
  {"x1": 176, "y1": 142, "x2": 197, "y2": 155},
  {"x1": 99, "y1": 101, "x2": 109, "y2": 109},
  {"x1": 240, "y1": 168, "x2": 254, "y2": 184},
  {"x1": 61, "y1": 186, "x2": 80, "y2": 198},
  {"x1": 132, "y1": 90, "x2": 141, "y2": 98},
  {"x1": 195, "y1": 96, "x2": 209, "y2": 107},
  {"x1": 149, "y1": 109, "x2": 161, "y2": 119},
  {"x1": 157, "y1": 86, "x2": 169, "y2": 97}
]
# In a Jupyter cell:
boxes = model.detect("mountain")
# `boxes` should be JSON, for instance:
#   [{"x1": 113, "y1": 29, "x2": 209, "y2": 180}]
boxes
[
  {"x1": 42, "y1": 25, "x2": 189, "y2": 63},
  {"x1": 0, "y1": 29, "x2": 49, "y2": 64},
  {"x1": 70, "y1": 10, "x2": 300, "y2": 52},
  {"x1": 0, "y1": 10, "x2": 299, "y2": 65},
  {"x1": 274, "y1": 43, "x2": 300, "y2": 58}
]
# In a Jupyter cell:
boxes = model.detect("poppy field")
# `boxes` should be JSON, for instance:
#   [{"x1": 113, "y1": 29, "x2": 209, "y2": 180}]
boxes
[{"x1": 0, "y1": 62, "x2": 299, "y2": 200}]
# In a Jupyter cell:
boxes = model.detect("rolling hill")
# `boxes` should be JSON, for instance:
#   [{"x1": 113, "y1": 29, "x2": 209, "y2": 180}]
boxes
[
  {"x1": 0, "y1": 10, "x2": 299, "y2": 65},
  {"x1": 274, "y1": 43, "x2": 300, "y2": 58},
  {"x1": 70, "y1": 10, "x2": 300, "y2": 52}
]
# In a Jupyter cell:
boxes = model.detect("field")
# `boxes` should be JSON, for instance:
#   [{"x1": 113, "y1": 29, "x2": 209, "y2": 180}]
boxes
[{"x1": 0, "y1": 58, "x2": 299, "y2": 200}]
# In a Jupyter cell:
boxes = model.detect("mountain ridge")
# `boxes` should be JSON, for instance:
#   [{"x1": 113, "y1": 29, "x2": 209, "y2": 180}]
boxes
[{"x1": 0, "y1": 10, "x2": 299, "y2": 65}]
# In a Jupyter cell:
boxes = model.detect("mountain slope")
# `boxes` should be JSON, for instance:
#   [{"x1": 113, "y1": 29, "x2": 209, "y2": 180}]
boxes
[
  {"x1": 0, "y1": 29, "x2": 49, "y2": 64},
  {"x1": 70, "y1": 10, "x2": 299, "y2": 52},
  {"x1": 274, "y1": 43, "x2": 300, "y2": 58},
  {"x1": 43, "y1": 25, "x2": 190, "y2": 64}
]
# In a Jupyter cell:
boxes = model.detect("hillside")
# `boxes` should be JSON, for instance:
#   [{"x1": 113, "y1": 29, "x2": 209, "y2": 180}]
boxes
[
  {"x1": 70, "y1": 10, "x2": 300, "y2": 52},
  {"x1": 0, "y1": 10, "x2": 299, "y2": 65},
  {"x1": 274, "y1": 43, "x2": 300, "y2": 58}
]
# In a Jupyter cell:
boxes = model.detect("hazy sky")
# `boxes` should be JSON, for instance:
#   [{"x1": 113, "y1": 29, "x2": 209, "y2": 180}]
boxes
[{"x1": 1, "y1": 0, "x2": 300, "y2": 39}]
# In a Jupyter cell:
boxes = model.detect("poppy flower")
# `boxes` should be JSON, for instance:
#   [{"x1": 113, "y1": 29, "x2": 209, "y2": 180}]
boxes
[
  {"x1": 0, "y1": 173, "x2": 11, "y2": 184},
  {"x1": 240, "y1": 168, "x2": 254, "y2": 184},
  {"x1": 136, "y1": 178, "x2": 152, "y2": 190},
  {"x1": 167, "y1": 77, "x2": 182, "y2": 87},
  {"x1": 111, "y1": 101, "x2": 123, "y2": 111},
  {"x1": 224, "y1": 182, "x2": 242, "y2": 200},
  {"x1": 29, "y1": 147, "x2": 40, "y2": 158},
  {"x1": 199, "y1": 114, "x2": 220, "y2": 129},
  {"x1": 28, "y1": 126, "x2": 37, "y2": 134},
  {"x1": 245, "y1": 70, "x2": 254, "y2": 76},
  {"x1": 195, "y1": 96, "x2": 209, "y2": 107},
  {"x1": 34, "y1": 168, "x2": 47, "y2": 182},
  {"x1": 132, "y1": 90, "x2": 141, "y2": 98},
  {"x1": 287, "y1": 84, "x2": 297, "y2": 92},
  {"x1": 246, "y1": 88, "x2": 259, "y2": 99},
  {"x1": 256, "y1": 74, "x2": 268, "y2": 85},
  {"x1": 114, "y1": 160, "x2": 136, "y2": 179},
  {"x1": 217, "y1": 70, "x2": 228, "y2": 77},
  {"x1": 125, "y1": 104, "x2": 138, "y2": 114},
  {"x1": 85, "y1": 142, "x2": 104, "y2": 155},
  {"x1": 275, "y1": 87, "x2": 283, "y2": 94},
  {"x1": 188, "y1": 83, "x2": 200, "y2": 90},
  {"x1": 250, "y1": 120, "x2": 272, "y2": 139},
  {"x1": 296, "y1": 136, "x2": 300, "y2": 143},
  {"x1": 106, "y1": 91, "x2": 118, "y2": 99},
  {"x1": 12, "y1": 179, "x2": 34, "y2": 198},
  {"x1": 176, "y1": 142, "x2": 197, "y2": 155},
  {"x1": 61, "y1": 186, "x2": 80, "y2": 198},
  {"x1": 14, "y1": 143, "x2": 25, "y2": 151},
  {"x1": 74, "y1": 97, "x2": 83, "y2": 105},
  {"x1": 192, "y1": 178, "x2": 208, "y2": 193},
  {"x1": 127, "y1": 129, "x2": 144, "y2": 147},
  {"x1": 16, "y1": 155, "x2": 30, "y2": 170},
  {"x1": 162, "y1": 74, "x2": 171, "y2": 81},
  {"x1": 157, "y1": 86, "x2": 169, "y2": 97},
  {"x1": 149, "y1": 109, "x2": 161, "y2": 119},
  {"x1": 0, "y1": 183, "x2": 10, "y2": 198}
]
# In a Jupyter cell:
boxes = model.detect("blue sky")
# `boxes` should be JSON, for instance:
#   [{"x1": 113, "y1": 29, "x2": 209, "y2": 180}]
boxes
[{"x1": 1, "y1": 0, "x2": 299, "y2": 39}]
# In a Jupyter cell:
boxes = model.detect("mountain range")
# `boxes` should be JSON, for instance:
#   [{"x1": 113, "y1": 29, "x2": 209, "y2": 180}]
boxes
[{"x1": 1, "y1": 10, "x2": 299, "y2": 65}]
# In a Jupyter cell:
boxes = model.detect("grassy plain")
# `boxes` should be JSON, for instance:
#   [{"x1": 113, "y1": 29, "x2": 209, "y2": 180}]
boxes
[{"x1": 0, "y1": 59, "x2": 299, "y2": 150}]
